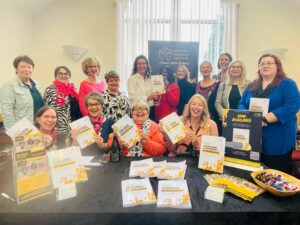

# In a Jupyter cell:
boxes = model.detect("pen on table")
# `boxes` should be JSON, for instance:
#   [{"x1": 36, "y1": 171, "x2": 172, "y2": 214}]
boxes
[{"x1": 1, "y1": 193, "x2": 15, "y2": 202}]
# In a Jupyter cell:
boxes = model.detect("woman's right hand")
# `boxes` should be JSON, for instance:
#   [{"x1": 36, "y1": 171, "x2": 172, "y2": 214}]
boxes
[{"x1": 70, "y1": 129, "x2": 79, "y2": 146}]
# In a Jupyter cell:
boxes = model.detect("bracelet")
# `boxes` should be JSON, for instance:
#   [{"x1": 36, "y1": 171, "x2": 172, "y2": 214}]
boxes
[
  {"x1": 262, "y1": 116, "x2": 268, "y2": 124},
  {"x1": 178, "y1": 143, "x2": 189, "y2": 148}
]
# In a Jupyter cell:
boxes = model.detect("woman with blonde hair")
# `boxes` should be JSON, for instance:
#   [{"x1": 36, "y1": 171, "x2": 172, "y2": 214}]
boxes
[
  {"x1": 78, "y1": 57, "x2": 106, "y2": 116},
  {"x1": 165, "y1": 94, "x2": 218, "y2": 157},
  {"x1": 215, "y1": 59, "x2": 249, "y2": 122},
  {"x1": 176, "y1": 64, "x2": 195, "y2": 115}
]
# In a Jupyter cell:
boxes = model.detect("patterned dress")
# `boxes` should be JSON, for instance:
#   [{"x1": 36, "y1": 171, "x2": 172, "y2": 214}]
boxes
[
  {"x1": 44, "y1": 84, "x2": 81, "y2": 135},
  {"x1": 102, "y1": 89, "x2": 130, "y2": 121}
]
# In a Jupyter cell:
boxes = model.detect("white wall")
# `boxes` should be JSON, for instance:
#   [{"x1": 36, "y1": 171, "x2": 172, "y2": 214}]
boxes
[
  {"x1": 33, "y1": 0, "x2": 116, "y2": 90},
  {"x1": 0, "y1": 6, "x2": 34, "y2": 85},
  {"x1": 238, "y1": 0, "x2": 300, "y2": 85}
]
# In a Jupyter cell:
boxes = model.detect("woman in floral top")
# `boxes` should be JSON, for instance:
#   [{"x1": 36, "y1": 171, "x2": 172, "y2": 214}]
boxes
[{"x1": 102, "y1": 70, "x2": 130, "y2": 121}]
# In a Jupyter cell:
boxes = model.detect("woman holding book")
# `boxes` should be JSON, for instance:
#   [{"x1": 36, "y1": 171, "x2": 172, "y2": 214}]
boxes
[
  {"x1": 154, "y1": 67, "x2": 180, "y2": 122},
  {"x1": 78, "y1": 57, "x2": 106, "y2": 116},
  {"x1": 238, "y1": 54, "x2": 300, "y2": 173},
  {"x1": 164, "y1": 94, "x2": 218, "y2": 157},
  {"x1": 71, "y1": 92, "x2": 114, "y2": 156},
  {"x1": 120, "y1": 100, "x2": 166, "y2": 157}
]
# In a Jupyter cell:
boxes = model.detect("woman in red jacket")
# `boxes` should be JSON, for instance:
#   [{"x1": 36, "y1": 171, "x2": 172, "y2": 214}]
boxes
[
  {"x1": 154, "y1": 67, "x2": 180, "y2": 122},
  {"x1": 121, "y1": 100, "x2": 166, "y2": 157}
]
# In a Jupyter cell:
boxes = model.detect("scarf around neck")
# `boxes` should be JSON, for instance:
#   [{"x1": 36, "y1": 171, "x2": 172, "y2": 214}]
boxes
[
  {"x1": 53, "y1": 80, "x2": 77, "y2": 107},
  {"x1": 89, "y1": 116, "x2": 104, "y2": 135}
]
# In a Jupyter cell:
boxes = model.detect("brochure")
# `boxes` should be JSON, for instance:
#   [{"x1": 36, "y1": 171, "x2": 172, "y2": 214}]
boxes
[
  {"x1": 157, "y1": 180, "x2": 191, "y2": 209},
  {"x1": 112, "y1": 115, "x2": 141, "y2": 148},
  {"x1": 249, "y1": 97, "x2": 269, "y2": 116},
  {"x1": 6, "y1": 117, "x2": 38, "y2": 138},
  {"x1": 160, "y1": 112, "x2": 185, "y2": 144},
  {"x1": 151, "y1": 75, "x2": 166, "y2": 94},
  {"x1": 121, "y1": 178, "x2": 157, "y2": 207},
  {"x1": 157, "y1": 161, "x2": 187, "y2": 180},
  {"x1": 70, "y1": 116, "x2": 95, "y2": 149},
  {"x1": 198, "y1": 135, "x2": 225, "y2": 173},
  {"x1": 129, "y1": 158, "x2": 154, "y2": 177}
]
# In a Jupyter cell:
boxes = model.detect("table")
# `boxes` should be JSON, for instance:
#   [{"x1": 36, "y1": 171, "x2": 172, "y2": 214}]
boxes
[{"x1": 1, "y1": 156, "x2": 300, "y2": 225}]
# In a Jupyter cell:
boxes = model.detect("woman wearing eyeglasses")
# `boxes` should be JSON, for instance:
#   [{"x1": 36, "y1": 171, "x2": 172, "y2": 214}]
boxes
[
  {"x1": 215, "y1": 59, "x2": 249, "y2": 129},
  {"x1": 120, "y1": 100, "x2": 166, "y2": 157},
  {"x1": 44, "y1": 66, "x2": 81, "y2": 146},
  {"x1": 71, "y1": 92, "x2": 114, "y2": 156},
  {"x1": 238, "y1": 54, "x2": 300, "y2": 173}
]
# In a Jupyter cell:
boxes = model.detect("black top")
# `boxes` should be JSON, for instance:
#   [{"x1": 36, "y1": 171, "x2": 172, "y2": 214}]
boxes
[
  {"x1": 177, "y1": 77, "x2": 195, "y2": 115},
  {"x1": 229, "y1": 85, "x2": 241, "y2": 109},
  {"x1": 24, "y1": 79, "x2": 44, "y2": 116}
]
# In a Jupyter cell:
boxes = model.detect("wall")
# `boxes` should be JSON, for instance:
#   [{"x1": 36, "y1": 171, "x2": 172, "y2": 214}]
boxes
[
  {"x1": 238, "y1": 0, "x2": 300, "y2": 85},
  {"x1": 0, "y1": 6, "x2": 34, "y2": 85},
  {"x1": 33, "y1": 0, "x2": 116, "y2": 90}
]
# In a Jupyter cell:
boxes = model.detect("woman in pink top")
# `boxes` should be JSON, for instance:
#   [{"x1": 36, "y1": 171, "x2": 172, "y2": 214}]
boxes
[{"x1": 78, "y1": 57, "x2": 105, "y2": 116}]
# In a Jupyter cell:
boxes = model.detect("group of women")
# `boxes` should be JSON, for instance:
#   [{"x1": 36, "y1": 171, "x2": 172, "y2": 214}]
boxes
[{"x1": 0, "y1": 52, "x2": 299, "y2": 174}]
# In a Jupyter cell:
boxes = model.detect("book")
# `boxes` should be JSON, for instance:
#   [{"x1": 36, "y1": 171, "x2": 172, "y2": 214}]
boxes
[
  {"x1": 121, "y1": 178, "x2": 156, "y2": 207},
  {"x1": 112, "y1": 115, "x2": 141, "y2": 148},
  {"x1": 198, "y1": 135, "x2": 225, "y2": 173},
  {"x1": 70, "y1": 116, "x2": 95, "y2": 149},
  {"x1": 160, "y1": 112, "x2": 186, "y2": 144},
  {"x1": 222, "y1": 109, "x2": 263, "y2": 171},
  {"x1": 6, "y1": 117, "x2": 38, "y2": 138},
  {"x1": 249, "y1": 97, "x2": 269, "y2": 116},
  {"x1": 129, "y1": 158, "x2": 154, "y2": 177},
  {"x1": 157, "y1": 161, "x2": 187, "y2": 180},
  {"x1": 151, "y1": 75, "x2": 166, "y2": 94},
  {"x1": 157, "y1": 180, "x2": 191, "y2": 209}
]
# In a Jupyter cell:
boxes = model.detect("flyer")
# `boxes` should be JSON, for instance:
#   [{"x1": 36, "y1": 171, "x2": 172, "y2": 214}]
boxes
[
  {"x1": 157, "y1": 180, "x2": 191, "y2": 209},
  {"x1": 121, "y1": 178, "x2": 157, "y2": 207},
  {"x1": 70, "y1": 116, "x2": 95, "y2": 149},
  {"x1": 160, "y1": 112, "x2": 186, "y2": 144},
  {"x1": 198, "y1": 135, "x2": 225, "y2": 173},
  {"x1": 6, "y1": 117, "x2": 38, "y2": 138},
  {"x1": 112, "y1": 115, "x2": 141, "y2": 148},
  {"x1": 157, "y1": 161, "x2": 187, "y2": 180}
]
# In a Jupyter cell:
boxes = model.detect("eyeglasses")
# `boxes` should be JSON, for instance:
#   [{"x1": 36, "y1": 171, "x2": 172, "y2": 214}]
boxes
[
  {"x1": 87, "y1": 103, "x2": 101, "y2": 108},
  {"x1": 57, "y1": 72, "x2": 70, "y2": 77},
  {"x1": 259, "y1": 62, "x2": 276, "y2": 67},
  {"x1": 133, "y1": 107, "x2": 148, "y2": 112}
]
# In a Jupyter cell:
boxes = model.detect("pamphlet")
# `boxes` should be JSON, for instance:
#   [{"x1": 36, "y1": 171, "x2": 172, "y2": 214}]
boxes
[
  {"x1": 157, "y1": 180, "x2": 191, "y2": 209},
  {"x1": 249, "y1": 98, "x2": 269, "y2": 116},
  {"x1": 151, "y1": 75, "x2": 166, "y2": 94},
  {"x1": 70, "y1": 116, "x2": 95, "y2": 149},
  {"x1": 112, "y1": 115, "x2": 141, "y2": 148},
  {"x1": 121, "y1": 178, "x2": 156, "y2": 207},
  {"x1": 198, "y1": 135, "x2": 225, "y2": 173},
  {"x1": 160, "y1": 112, "x2": 185, "y2": 144},
  {"x1": 56, "y1": 182, "x2": 77, "y2": 201},
  {"x1": 129, "y1": 158, "x2": 154, "y2": 177},
  {"x1": 157, "y1": 161, "x2": 187, "y2": 180}
]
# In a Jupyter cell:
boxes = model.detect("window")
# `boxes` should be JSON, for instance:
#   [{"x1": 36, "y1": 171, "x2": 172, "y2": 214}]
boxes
[{"x1": 117, "y1": 0, "x2": 224, "y2": 91}]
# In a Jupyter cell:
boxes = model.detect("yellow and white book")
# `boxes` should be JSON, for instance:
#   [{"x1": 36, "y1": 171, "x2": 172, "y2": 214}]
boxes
[
  {"x1": 249, "y1": 97, "x2": 269, "y2": 116},
  {"x1": 157, "y1": 180, "x2": 191, "y2": 209},
  {"x1": 157, "y1": 160, "x2": 187, "y2": 180},
  {"x1": 112, "y1": 115, "x2": 141, "y2": 148},
  {"x1": 121, "y1": 178, "x2": 157, "y2": 207},
  {"x1": 198, "y1": 135, "x2": 225, "y2": 173},
  {"x1": 129, "y1": 158, "x2": 154, "y2": 177},
  {"x1": 160, "y1": 112, "x2": 185, "y2": 144},
  {"x1": 151, "y1": 75, "x2": 166, "y2": 94},
  {"x1": 47, "y1": 147, "x2": 87, "y2": 189},
  {"x1": 6, "y1": 117, "x2": 38, "y2": 138},
  {"x1": 70, "y1": 116, "x2": 95, "y2": 149}
]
